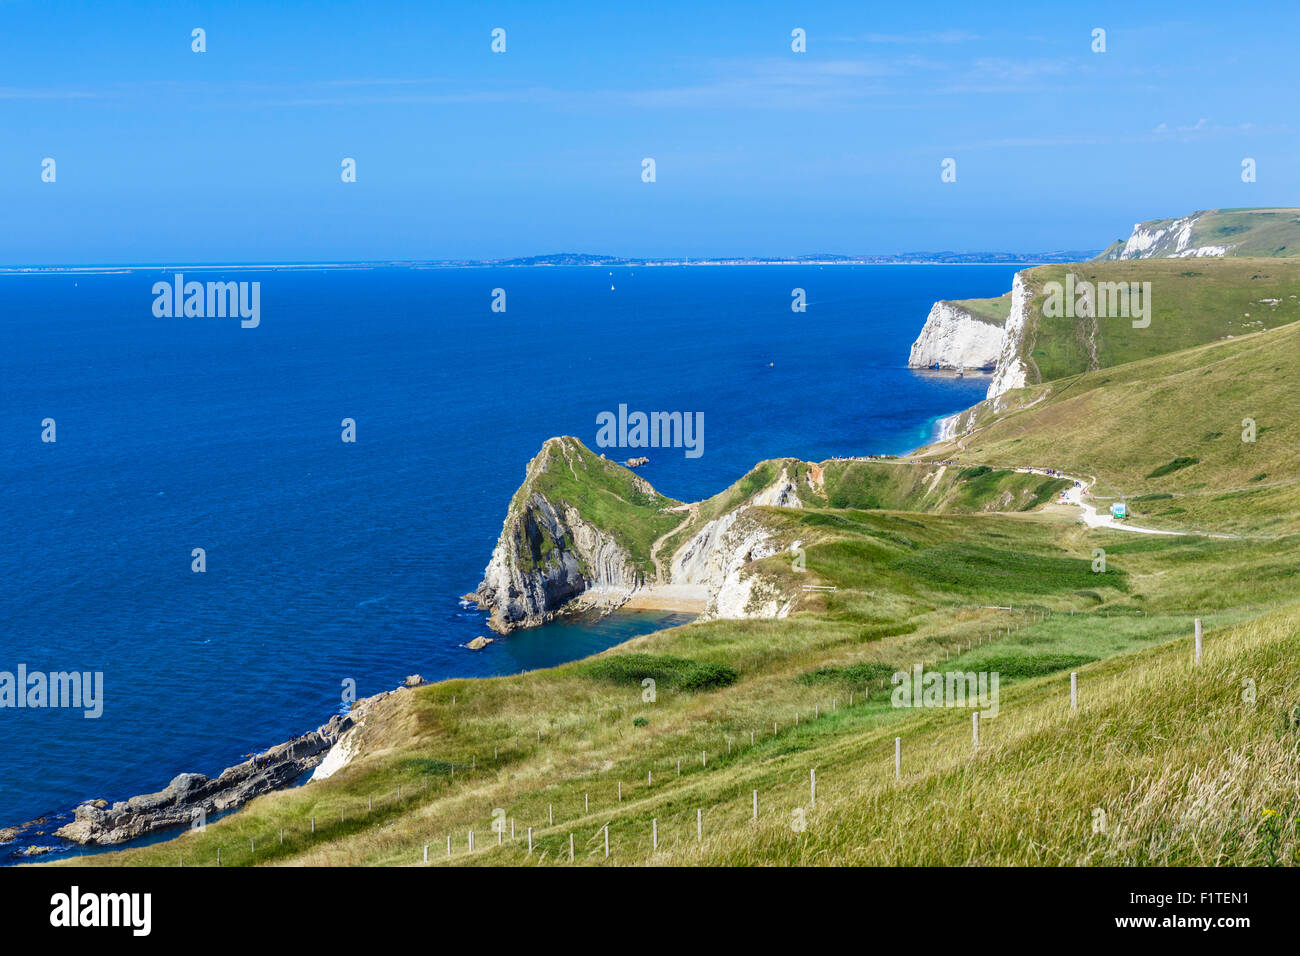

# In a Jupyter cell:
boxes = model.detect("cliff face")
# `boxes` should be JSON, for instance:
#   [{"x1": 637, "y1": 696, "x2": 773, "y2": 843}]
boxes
[
  {"x1": 1098, "y1": 213, "x2": 1231, "y2": 260},
  {"x1": 907, "y1": 301, "x2": 1006, "y2": 371},
  {"x1": 669, "y1": 508, "x2": 794, "y2": 622},
  {"x1": 985, "y1": 272, "x2": 1032, "y2": 401},
  {"x1": 668, "y1": 468, "x2": 804, "y2": 622},
  {"x1": 474, "y1": 437, "x2": 670, "y2": 633},
  {"x1": 476, "y1": 492, "x2": 643, "y2": 631}
]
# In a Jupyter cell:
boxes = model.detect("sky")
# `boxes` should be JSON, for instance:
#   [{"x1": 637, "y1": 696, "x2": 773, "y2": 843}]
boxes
[{"x1": 2, "y1": 0, "x2": 1298, "y2": 264}]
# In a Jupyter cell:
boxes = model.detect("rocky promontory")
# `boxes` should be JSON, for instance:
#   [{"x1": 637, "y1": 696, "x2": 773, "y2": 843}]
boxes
[
  {"x1": 49, "y1": 681, "x2": 410, "y2": 847},
  {"x1": 54, "y1": 714, "x2": 353, "y2": 845},
  {"x1": 471, "y1": 437, "x2": 676, "y2": 632}
]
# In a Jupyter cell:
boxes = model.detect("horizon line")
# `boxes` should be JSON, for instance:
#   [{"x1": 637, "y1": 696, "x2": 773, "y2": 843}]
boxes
[{"x1": 0, "y1": 250, "x2": 1101, "y2": 274}]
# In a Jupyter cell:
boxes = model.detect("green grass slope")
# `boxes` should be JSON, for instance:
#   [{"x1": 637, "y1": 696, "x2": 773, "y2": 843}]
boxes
[
  {"x1": 62, "y1": 494, "x2": 1300, "y2": 866},
  {"x1": 1012, "y1": 257, "x2": 1300, "y2": 386},
  {"x1": 931, "y1": 318, "x2": 1300, "y2": 534},
  {"x1": 946, "y1": 291, "x2": 1012, "y2": 326}
]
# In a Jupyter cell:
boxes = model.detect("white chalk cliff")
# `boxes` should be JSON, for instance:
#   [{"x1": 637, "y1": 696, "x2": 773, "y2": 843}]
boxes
[
  {"x1": 985, "y1": 272, "x2": 1032, "y2": 401},
  {"x1": 908, "y1": 271, "x2": 1033, "y2": 411},
  {"x1": 668, "y1": 469, "x2": 802, "y2": 622},
  {"x1": 1101, "y1": 213, "x2": 1232, "y2": 260},
  {"x1": 907, "y1": 301, "x2": 1005, "y2": 371}
]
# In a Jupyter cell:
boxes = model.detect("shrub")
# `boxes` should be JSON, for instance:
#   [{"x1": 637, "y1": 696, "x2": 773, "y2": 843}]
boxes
[
  {"x1": 581, "y1": 653, "x2": 738, "y2": 691},
  {"x1": 1146, "y1": 457, "x2": 1199, "y2": 479},
  {"x1": 974, "y1": 653, "x2": 1097, "y2": 678},
  {"x1": 798, "y1": 662, "x2": 897, "y2": 686}
]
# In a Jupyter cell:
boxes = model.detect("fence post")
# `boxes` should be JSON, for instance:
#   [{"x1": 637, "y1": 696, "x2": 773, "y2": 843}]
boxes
[
  {"x1": 618, "y1": 781, "x2": 622, "y2": 802},
  {"x1": 1194, "y1": 618, "x2": 1203, "y2": 664},
  {"x1": 1070, "y1": 671, "x2": 1078, "y2": 712},
  {"x1": 423, "y1": 844, "x2": 428, "y2": 862},
  {"x1": 527, "y1": 827, "x2": 532, "y2": 854},
  {"x1": 972, "y1": 711, "x2": 980, "y2": 751},
  {"x1": 652, "y1": 818, "x2": 658, "y2": 851},
  {"x1": 569, "y1": 833, "x2": 574, "y2": 862},
  {"x1": 604, "y1": 824, "x2": 609, "y2": 857},
  {"x1": 549, "y1": 804, "x2": 553, "y2": 825},
  {"x1": 468, "y1": 829, "x2": 474, "y2": 852},
  {"x1": 895, "y1": 737, "x2": 901, "y2": 779},
  {"x1": 752, "y1": 789, "x2": 758, "y2": 821},
  {"x1": 697, "y1": 808, "x2": 703, "y2": 842},
  {"x1": 810, "y1": 769, "x2": 817, "y2": 807}
]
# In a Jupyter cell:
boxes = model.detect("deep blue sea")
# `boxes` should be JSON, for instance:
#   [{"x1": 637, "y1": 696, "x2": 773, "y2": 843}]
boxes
[{"x1": 0, "y1": 264, "x2": 1016, "y2": 847}]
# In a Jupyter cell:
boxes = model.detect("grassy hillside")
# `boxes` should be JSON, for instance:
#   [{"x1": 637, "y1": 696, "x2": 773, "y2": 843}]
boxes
[
  {"x1": 1011, "y1": 258, "x2": 1300, "y2": 386},
  {"x1": 931, "y1": 318, "x2": 1300, "y2": 534},
  {"x1": 819, "y1": 460, "x2": 1067, "y2": 514},
  {"x1": 62, "y1": 493, "x2": 1300, "y2": 866}
]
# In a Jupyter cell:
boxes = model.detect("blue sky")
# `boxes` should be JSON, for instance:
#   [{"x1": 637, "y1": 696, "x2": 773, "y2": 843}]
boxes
[{"x1": 2, "y1": 0, "x2": 1297, "y2": 264}]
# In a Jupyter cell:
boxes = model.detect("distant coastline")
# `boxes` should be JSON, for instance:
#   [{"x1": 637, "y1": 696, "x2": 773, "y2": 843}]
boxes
[{"x1": 0, "y1": 251, "x2": 1099, "y2": 275}]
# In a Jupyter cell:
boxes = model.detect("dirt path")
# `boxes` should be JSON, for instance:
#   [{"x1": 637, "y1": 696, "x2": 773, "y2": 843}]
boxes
[
  {"x1": 1010, "y1": 466, "x2": 1236, "y2": 538},
  {"x1": 650, "y1": 502, "x2": 699, "y2": 583}
]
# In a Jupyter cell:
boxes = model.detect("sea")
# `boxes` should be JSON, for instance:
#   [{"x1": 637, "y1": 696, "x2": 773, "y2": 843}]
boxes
[{"x1": 0, "y1": 263, "x2": 1017, "y2": 853}]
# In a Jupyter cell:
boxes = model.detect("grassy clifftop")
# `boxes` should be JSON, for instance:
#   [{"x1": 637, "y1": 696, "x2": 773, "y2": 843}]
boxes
[
  {"x1": 944, "y1": 290, "x2": 1013, "y2": 326},
  {"x1": 1098, "y1": 208, "x2": 1300, "y2": 260},
  {"x1": 1012, "y1": 258, "x2": 1300, "y2": 386}
]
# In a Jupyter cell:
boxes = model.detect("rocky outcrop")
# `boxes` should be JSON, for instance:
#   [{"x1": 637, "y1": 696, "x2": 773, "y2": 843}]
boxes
[
  {"x1": 475, "y1": 443, "x2": 809, "y2": 634},
  {"x1": 907, "y1": 301, "x2": 1005, "y2": 371},
  {"x1": 55, "y1": 713, "x2": 354, "y2": 845},
  {"x1": 475, "y1": 492, "x2": 642, "y2": 632},
  {"x1": 473, "y1": 438, "x2": 660, "y2": 633}
]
